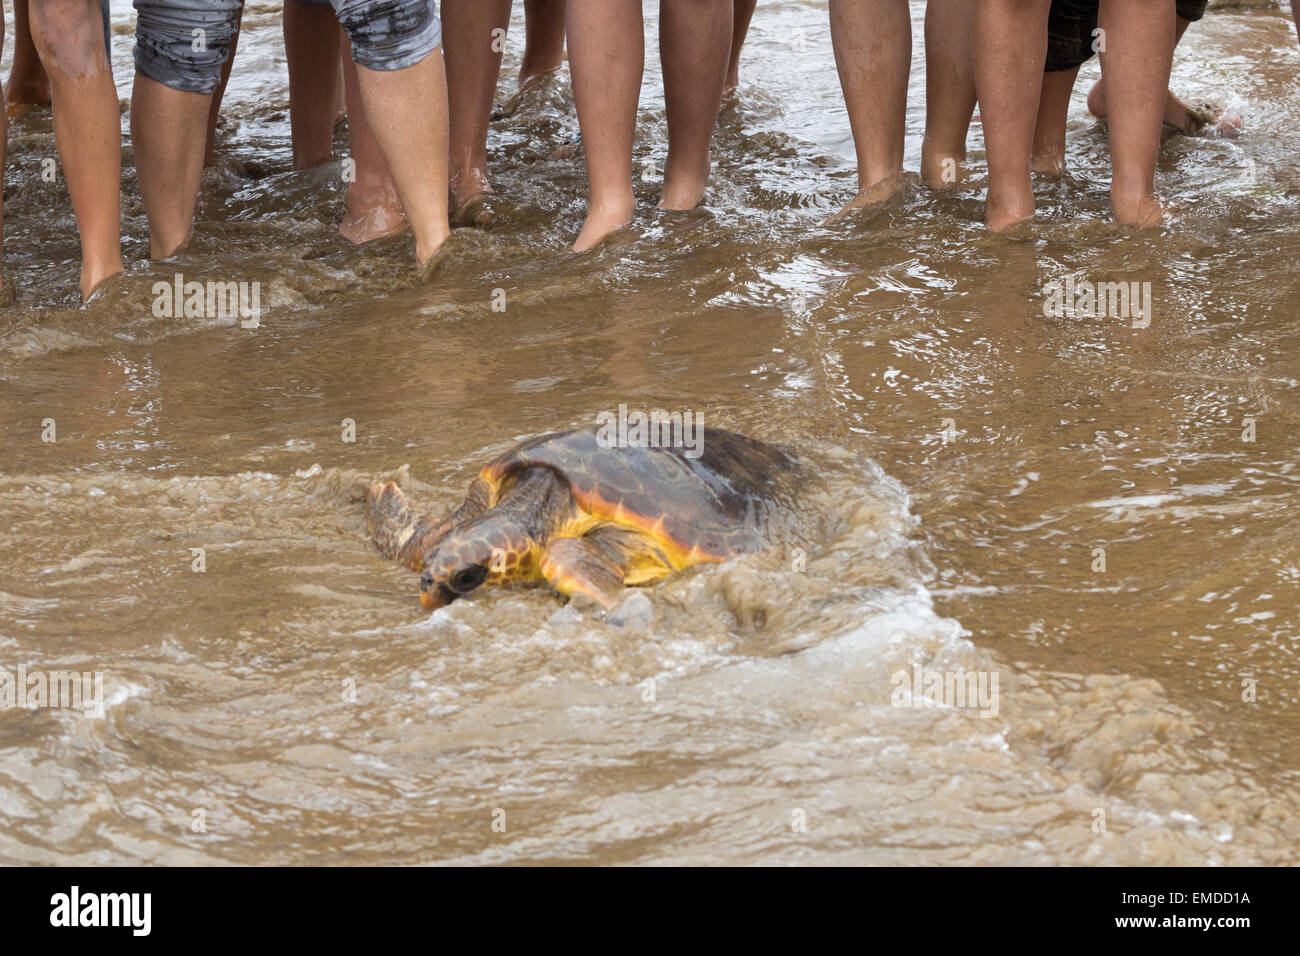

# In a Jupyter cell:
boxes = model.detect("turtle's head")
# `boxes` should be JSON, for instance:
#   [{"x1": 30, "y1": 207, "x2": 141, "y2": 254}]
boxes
[
  {"x1": 417, "y1": 519, "x2": 534, "y2": 610},
  {"x1": 419, "y1": 540, "x2": 492, "y2": 610},
  {"x1": 420, "y1": 564, "x2": 488, "y2": 610}
]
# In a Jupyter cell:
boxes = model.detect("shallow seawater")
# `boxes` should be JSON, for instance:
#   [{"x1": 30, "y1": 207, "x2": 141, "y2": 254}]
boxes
[{"x1": 2, "y1": 2, "x2": 1299, "y2": 864}]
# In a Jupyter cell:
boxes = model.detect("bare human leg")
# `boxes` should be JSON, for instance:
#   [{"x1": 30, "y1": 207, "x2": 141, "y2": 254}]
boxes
[
  {"x1": 284, "y1": 0, "x2": 340, "y2": 169},
  {"x1": 974, "y1": 0, "x2": 1050, "y2": 231},
  {"x1": 351, "y1": 49, "x2": 451, "y2": 267},
  {"x1": 659, "y1": 0, "x2": 731, "y2": 210},
  {"x1": 203, "y1": 15, "x2": 242, "y2": 168},
  {"x1": 1030, "y1": 67, "x2": 1079, "y2": 174},
  {"x1": 443, "y1": 0, "x2": 511, "y2": 226},
  {"x1": 826, "y1": 0, "x2": 910, "y2": 220},
  {"x1": 921, "y1": 0, "x2": 977, "y2": 189},
  {"x1": 5, "y1": 0, "x2": 52, "y2": 114},
  {"x1": 29, "y1": 0, "x2": 124, "y2": 298},
  {"x1": 566, "y1": 0, "x2": 642, "y2": 251},
  {"x1": 725, "y1": 0, "x2": 758, "y2": 92},
  {"x1": 1097, "y1": 0, "x2": 1173, "y2": 227},
  {"x1": 338, "y1": 31, "x2": 407, "y2": 244},
  {"x1": 520, "y1": 0, "x2": 567, "y2": 89},
  {"x1": 132, "y1": 76, "x2": 210, "y2": 258},
  {"x1": 1, "y1": 8, "x2": 9, "y2": 305}
]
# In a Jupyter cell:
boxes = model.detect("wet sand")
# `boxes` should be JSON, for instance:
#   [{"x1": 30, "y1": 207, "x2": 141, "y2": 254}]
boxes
[{"x1": 1, "y1": 2, "x2": 1299, "y2": 864}]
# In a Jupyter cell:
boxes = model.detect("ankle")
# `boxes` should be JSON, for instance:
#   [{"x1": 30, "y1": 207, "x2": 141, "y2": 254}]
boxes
[
  {"x1": 414, "y1": 227, "x2": 451, "y2": 266},
  {"x1": 1111, "y1": 187, "x2": 1163, "y2": 227},
  {"x1": 449, "y1": 164, "x2": 492, "y2": 199},
  {"x1": 518, "y1": 62, "x2": 562, "y2": 90},
  {"x1": 589, "y1": 189, "x2": 635, "y2": 218},
  {"x1": 81, "y1": 258, "x2": 125, "y2": 300},
  {"x1": 986, "y1": 180, "x2": 1035, "y2": 230},
  {"x1": 1031, "y1": 144, "x2": 1066, "y2": 174},
  {"x1": 922, "y1": 138, "x2": 966, "y2": 187}
]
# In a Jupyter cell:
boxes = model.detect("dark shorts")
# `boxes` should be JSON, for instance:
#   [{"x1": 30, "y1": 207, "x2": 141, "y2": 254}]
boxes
[
  {"x1": 133, "y1": 0, "x2": 441, "y2": 94},
  {"x1": 1045, "y1": 0, "x2": 1209, "y2": 73}
]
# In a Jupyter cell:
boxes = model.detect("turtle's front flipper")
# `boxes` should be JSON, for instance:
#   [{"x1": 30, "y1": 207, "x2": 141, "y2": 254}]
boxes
[
  {"x1": 366, "y1": 482, "x2": 434, "y2": 571},
  {"x1": 367, "y1": 477, "x2": 494, "y2": 571},
  {"x1": 366, "y1": 482, "x2": 458, "y2": 572},
  {"x1": 539, "y1": 537, "x2": 626, "y2": 608}
]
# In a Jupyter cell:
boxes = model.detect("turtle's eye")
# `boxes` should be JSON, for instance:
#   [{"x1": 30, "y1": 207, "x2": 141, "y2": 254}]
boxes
[
  {"x1": 420, "y1": 571, "x2": 434, "y2": 590},
  {"x1": 449, "y1": 563, "x2": 489, "y2": 594}
]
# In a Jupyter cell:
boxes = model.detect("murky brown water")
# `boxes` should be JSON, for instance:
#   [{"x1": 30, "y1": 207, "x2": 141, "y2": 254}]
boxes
[{"x1": 2, "y1": 1, "x2": 1299, "y2": 865}]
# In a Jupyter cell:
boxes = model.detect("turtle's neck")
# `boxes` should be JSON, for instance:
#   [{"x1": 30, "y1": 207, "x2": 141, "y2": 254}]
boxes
[{"x1": 491, "y1": 467, "x2": 574, "y2": 542}]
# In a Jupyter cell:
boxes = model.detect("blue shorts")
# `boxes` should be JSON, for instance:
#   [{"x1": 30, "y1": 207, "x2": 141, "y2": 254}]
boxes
[{"x1": 133, "y1": 0, "x2": 442, "y2": 94}]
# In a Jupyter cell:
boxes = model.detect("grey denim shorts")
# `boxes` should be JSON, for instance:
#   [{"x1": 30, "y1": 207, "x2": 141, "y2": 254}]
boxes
[{"x1": 133, "y1": 0, "x2": 441, "y2": 94}]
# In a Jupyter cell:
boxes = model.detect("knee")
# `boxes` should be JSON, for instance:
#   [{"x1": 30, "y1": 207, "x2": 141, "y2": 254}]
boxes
[
  {"x1": 133, "y1": 1, "x2": 242, "y2": 94},
  {"x1": 335, "y1": 0, "x2": 442, "y2": 72},
  {"x1": 30, "y1": 0, "x2": 107, "y2": 69}
]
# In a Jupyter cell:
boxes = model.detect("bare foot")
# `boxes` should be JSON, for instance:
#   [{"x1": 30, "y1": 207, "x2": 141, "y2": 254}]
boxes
[
  {"x1": 497, "y1": 67, "x2": 563, "y2": 119},
  {"x1": 449, "y1": 167, "x2": 496, "y2": 228},
  {"x1": 1090, "y1": 81, "x2": 1242, "y2": 137},
  {"x1": 417, "y1": 235, "x2": 453, "y2": 284},
  {"x1": 823, "y1": 174, "x2": 903, "y2": 225},
  {"x1": 573, "y1": 198, "x2": 635, "y2": 252},
  {"x1": 1176, "y1": 96, "x2": 1242, "y2": 136},
  {"x1": 1085, "y1": 78, "x2": 1107, "y2": 119},
  {"x1": 340, "y1": 181, "x2": 409, "y2": 244},
  {"x1": 659, "y1": 152, "x2": 710, "y2": 211},
  {"x1": 82, "y1": 268, "x2": 129, "y2": 305},
  {"x1": 1112, "y1": 192, "x2": 1166, "y2": 229},
  {"x1": 551, "y1": 133, "x2": 583, "y2": 161}
]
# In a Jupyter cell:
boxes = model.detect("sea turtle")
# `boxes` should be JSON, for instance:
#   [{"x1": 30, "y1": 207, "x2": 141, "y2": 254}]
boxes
[{"x1": 365, "y1": 427, "x2": 799, "y2": 610}]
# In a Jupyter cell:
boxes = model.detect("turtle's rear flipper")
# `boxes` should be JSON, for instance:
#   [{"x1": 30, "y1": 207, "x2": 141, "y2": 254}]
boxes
[
  {"x1": 539, "y1": 537, "x2": 626, "y2": 609},
  {"x1": 366, "y1": 482, "x2": 433, "y2": 572}
]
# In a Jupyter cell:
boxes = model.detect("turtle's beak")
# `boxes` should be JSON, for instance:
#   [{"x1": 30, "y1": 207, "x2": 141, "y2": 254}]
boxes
[{"x1": 420, "y1": 583, "x2": 458, "y2": 611}]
